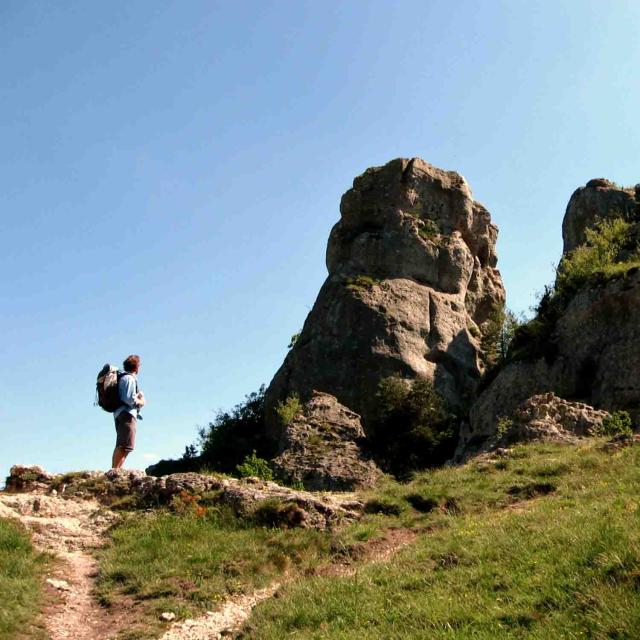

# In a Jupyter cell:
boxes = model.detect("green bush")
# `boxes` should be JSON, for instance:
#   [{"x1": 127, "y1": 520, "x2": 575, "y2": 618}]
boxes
[
  {"x1": 198, "y1": 385, "x2": 276, "y2": 474},
  {"x1": 369, "y1": 376, "x2": 457, "y2": 477},
  {"x1": 556, "y1": 217, "x2": 638, "y2": 294},
  {"x1": 276, "y1": 394, "x2": 302, "y2": 427},
  {"x1": 596, "y1": 411, "x2": 634, "y2": 437},
  {"x1": 345, "y1": 274, "x2": 381, "y2": 292},
  {"x1": 236, "y1": 451, "x2": 274, "y2": 481}
]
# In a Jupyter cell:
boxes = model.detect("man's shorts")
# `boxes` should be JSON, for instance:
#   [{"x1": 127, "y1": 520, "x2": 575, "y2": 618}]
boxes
[{"x1": 115, "y1": 412, "x2": 137, "y2": 452}]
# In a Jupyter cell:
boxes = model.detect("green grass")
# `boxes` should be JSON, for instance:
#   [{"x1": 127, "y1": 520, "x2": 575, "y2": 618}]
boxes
[
  {"x1": 0, "y1": 518, "x2": 48, "y2": 639},
  {"x1": 96, "y1": 505, "x2": 342, "y2": 638},
  {"x1": 245, "y1": 441, "x2": 640, "y2": 639},
  {"x1": 97, "y1": 440, "x2": 640, "y2": 639}
]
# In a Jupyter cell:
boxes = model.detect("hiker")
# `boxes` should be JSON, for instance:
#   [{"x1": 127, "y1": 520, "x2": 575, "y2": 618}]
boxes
[{"x1": 112, "y1": 354, "x2": 145, "y2": 469}]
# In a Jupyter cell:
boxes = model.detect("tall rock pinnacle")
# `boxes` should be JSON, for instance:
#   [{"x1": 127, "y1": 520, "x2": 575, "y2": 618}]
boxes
[{"x1": 265, "y1": 158, "x2": 505, "y2": 436}]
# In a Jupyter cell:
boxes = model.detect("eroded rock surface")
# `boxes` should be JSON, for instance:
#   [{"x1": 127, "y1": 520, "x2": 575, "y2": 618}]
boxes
[
  {"x1": 266, "y1": 158, "x2": 505, "y2": 437},
  {"x1": 272, "y1": 392, "x2": 382, "y2": 491},
  {"x1": 4, "y1": 465, "x2": 362, "y2": 530},
  {"x1": 563, "y1": 179, "x2": 639, "y2": 253},
  {"x1": 474, "y1": 393, "x2": 610, "y2": 455},
  {"x1": 463, "y1": 177, "x2": 640, "y2": 454}
]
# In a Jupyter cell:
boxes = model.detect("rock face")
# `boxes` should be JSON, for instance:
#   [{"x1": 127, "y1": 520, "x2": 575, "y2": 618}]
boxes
[
  {"x1": 272, "y1": 392, "x2": 382, "y2": 491},
  {"x1": 266, "y1": 158, "x2": 505, "y2": 437},
  {"x1": 563, "y1": 179, "x2": 639, "y2": 253},
  {"x1": 464, "y1": 268, "x2": 640, "y2": 452},
  {"x1": 4, "y1": 465, "x2": 362, "y2": 530},
  {"x1": 463, "y1": 177, "x2": 640, "y2": 454}
]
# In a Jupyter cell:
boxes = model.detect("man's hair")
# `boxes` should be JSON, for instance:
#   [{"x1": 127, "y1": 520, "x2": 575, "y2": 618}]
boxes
[{"x1": 123, "y1": 354, "x2": 141, "y2": 373}]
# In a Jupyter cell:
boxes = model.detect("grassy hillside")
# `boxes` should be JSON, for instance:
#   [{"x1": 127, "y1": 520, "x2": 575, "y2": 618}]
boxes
[
  {"x1": 96, "y1": 439, "x2": 640, "y2": 639},
  {"x1": 0, "y1": 519, "x2": 47, "y2": 639}
]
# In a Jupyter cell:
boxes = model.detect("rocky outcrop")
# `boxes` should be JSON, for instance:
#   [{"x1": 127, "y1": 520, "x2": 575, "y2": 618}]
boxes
[
  {"x1": 463, "y1": 177, "x2": 640, "y2": 454},
  {"x1": 4, "y1": 465, "x2": 363, "y2": 530},
  {"x1": 464, "y1": 268, "x2": 640, "y2": 451},
  {"x1": 563, "y1": 179, "x2": 639, "y2": 253},
  {"x1": 272, "y1": 392, "x2": 382, "y2": 491},
  {"x1": 477, "y1": 393, "x2": 610, "y2": 454},
  {"x1": 266, "y1": 158, "x2": 505, "y2": 438}
]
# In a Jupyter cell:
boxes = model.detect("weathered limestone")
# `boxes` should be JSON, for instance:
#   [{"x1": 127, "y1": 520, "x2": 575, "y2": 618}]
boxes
[
  {"x1": 563, "y1": 179, "x2": 638, "y2": 253},
  {"x1": 272, "y1": 392, "x2": 382, "y2": 491},
  {"x1": 4, "y1": 465, "x2": 362, "y2": 530},
  {"x1": 266, "y1": 158, "x2": 505, "y2": 439},
  {"x1": 464, "y1": 177, "x2": 640, "y2": 454}
]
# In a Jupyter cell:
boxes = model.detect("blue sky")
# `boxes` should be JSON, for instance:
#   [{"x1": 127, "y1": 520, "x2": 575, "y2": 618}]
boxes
[{"x1": 1, "y1": 0, "x2": 638, "y2": 480}]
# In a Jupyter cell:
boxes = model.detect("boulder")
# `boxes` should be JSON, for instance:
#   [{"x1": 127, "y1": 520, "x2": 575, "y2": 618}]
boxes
[
  {"x1": 266, "y1": 158, "x2": 505, "y2": 439},
  {"x1": 272, "y1": 392, "x2": 383, "y2": 491}
]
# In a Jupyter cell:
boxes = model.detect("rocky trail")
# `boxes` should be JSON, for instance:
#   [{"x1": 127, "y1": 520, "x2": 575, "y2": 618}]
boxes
[
  {"x1": 0, "y1": 492, "x2": 119, "y2": 639},
  {"x1": 0, "y1": 490, "x2": 417, "y2": 640}
]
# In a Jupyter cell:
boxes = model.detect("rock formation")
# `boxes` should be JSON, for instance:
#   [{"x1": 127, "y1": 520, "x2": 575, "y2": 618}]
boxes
[
  {"x1": 462, "y1": 178, "x2": 640, "y2": 454},
  {"x1": 563, "y1": 179, "x2": 639, "y2": 253},
  {"x1": 266, "y1": 158, "x2": 505, "y2": 439},
  {"x1": 5, "y1": 465, "x2": 363, "y2": 530},
  {"x1": 476, "y1": 393, "x2": 610, "y2": 455},
  {"x1": 272, "y1": 392, "x2": 382, "y2": 491}
]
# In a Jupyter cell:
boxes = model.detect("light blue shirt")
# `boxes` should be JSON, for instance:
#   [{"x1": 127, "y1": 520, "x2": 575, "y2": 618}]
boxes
[{"x1": 114, "y1": 372, "x2": 141, "y2": 419}]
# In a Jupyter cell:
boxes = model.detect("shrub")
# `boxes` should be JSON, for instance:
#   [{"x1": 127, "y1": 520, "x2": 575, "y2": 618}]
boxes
[
  {"x1": 596, "y1": 411, "x2": 634, "y2": 437},
  {"x1": 345, "y1": 275, "x2": 381, "y2": 292},
  {"x1": 556, "y1": 217, "x2": 636, "y2": 295},
  {"x1": 236, "y1": 451, "x2": 274, "y2": 481},
  {"x1": 198, "y1": 385, "x2": 276, "y2": 474},
  {"x1": 288, "y1": 332, "x2": 301, "y2": 349},
  {"x1": 252, "y1": 499, "x2": 306, "y2": 528},
  {"x1": 369, "y1": 376, "x2": 458, "y2": 477},
  {"x1": 276, "y1": 394, "x2": 303, "y2": 427}
]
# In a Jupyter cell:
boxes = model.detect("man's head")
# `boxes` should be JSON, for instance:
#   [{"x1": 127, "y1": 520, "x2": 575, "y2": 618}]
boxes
[{"x1": 123, "y1": 354, "x2": 141, "y2": 374}]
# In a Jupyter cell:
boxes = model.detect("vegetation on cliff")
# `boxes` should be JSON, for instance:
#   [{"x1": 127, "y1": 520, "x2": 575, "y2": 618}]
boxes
[{"x1": 509, "y1": 217, "x2": 640, "y2": 364}]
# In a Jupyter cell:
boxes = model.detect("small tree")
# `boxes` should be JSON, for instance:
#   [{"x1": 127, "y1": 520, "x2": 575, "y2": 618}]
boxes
[
  {"x1": 198, "y1": 385, "x2": 276, "y2": 474},
  {"x1": 481, "y1": 305, "x2": 521, "y2": 367},
  {"x1": 370, "y1": 376, "x2": 457, "y2": 477}
]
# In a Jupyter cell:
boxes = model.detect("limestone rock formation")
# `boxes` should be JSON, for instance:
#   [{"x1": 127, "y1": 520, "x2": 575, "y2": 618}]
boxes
[
  {"x1": 463, "y1": 177, "x2": 640, "y2": 454},
  {"x1": 4, "y1": 465, "x2": 362, "y2": 530},
  {"x1": 479, "y1": 393, "x2": 610, "y2": 453},
  {"x1": 266, "y1": 158, "x2": 505, "y2": 438},
  {"x1": 272, "y1": 392, "x2": 382, "y2": 491},
  {"x1": 563, "y1": 179, "x2": 639, "y2": 253}
]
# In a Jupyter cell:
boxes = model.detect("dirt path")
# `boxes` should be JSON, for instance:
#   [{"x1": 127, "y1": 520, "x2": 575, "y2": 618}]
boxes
[
  {"x1": 159, "y1": 527, "x2": 417, "y2": 640},
  {"x1": 0, "y1": 492, "x2": 120, "y2": 640},
  {"x1": 1, "y1": 491, "x2": 417, "y2": 640}
]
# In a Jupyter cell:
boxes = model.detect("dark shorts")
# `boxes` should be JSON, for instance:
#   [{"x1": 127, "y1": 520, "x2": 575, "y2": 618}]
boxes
[{"x1": 115, "y1": 412, "x2": 137, "y2": 452}]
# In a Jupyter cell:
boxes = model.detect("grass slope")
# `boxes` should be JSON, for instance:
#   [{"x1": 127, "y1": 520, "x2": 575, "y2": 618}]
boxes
[
  {"x1": 97, "y1": 440, "x2": 640, "y2": 639},
  {"x1": 247, "y1": 441, "x2": 640, "y2": 639},
  {"x1": 0, "y1": 519, "x2": 47, "y2": 639},
  {"x1": 96, "y1": 504, "x2": 340, "y2": 639}
]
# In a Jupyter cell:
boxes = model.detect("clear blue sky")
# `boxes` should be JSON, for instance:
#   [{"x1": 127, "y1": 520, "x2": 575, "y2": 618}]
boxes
[{"x1": 2, "y1": 0, "x2": 638, "y2": 480}]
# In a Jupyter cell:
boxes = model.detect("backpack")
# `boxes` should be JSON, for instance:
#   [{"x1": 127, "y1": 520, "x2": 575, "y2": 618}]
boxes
[{"x1": 96, "y1": 364, "x2": 123, "y2": 413}]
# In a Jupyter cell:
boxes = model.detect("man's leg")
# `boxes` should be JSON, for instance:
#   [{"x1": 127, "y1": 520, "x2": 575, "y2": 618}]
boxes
[{"x1": 111, "y1": 446, "x2": 129, "y2": 469}]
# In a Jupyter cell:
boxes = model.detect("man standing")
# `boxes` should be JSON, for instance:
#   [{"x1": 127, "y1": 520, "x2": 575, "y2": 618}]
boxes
[{"x1": 112, "y1": 354, "x2": 145, "y2": 469}]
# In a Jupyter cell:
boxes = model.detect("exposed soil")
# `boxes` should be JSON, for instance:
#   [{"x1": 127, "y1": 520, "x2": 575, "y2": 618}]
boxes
[
  {"x1": 0, "y1": 492, "x2": 121, "y2": 640},
  {"x1": 1, "y1": 492, "x2": 417, "y2": 640}
]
